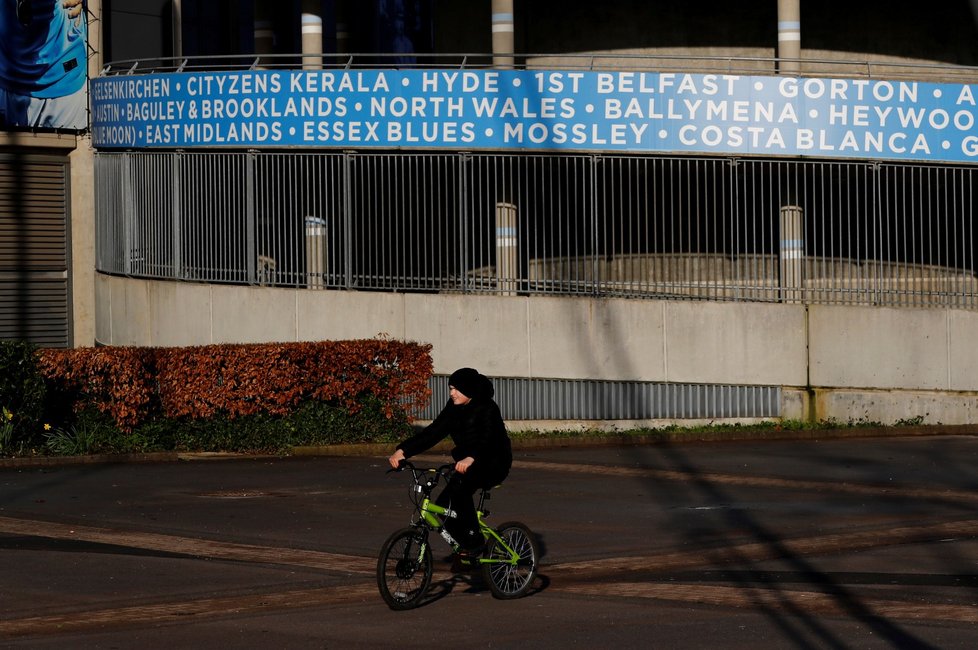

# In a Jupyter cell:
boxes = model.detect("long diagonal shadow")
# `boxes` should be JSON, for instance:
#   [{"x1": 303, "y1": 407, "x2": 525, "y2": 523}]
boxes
[
  {"x1": 641, "y1": 440, "x2": 939, "y2": 649},
  {"x1": 536, "y1": 245, "x2": 936, "y2": 644}
]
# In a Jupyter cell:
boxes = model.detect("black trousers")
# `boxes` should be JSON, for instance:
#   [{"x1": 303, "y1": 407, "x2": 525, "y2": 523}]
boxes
[{"x1": 436, "y1": 464, "x2": 508, "y2": 550}]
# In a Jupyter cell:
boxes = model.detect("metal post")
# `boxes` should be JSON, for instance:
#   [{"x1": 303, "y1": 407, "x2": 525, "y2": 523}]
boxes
[
  {"x1": 121, "y1": 154, "x2": 133, "y2": 275},
  {"x1": 590, "y1": 155, "x2": 601, "y2": 294},
  {"x1": 343, "y1": 151, "x2": 354, "y2": 289},
  {"x1": 777, "y1": 0, "x2": 801, "y2": 75},
  {"x1": 171, "y1": 152, "x2": 182, "y2": 279},
  {"x1": 459, "y1": 154, "x2": 471, "y2": 292},
  {"x1": 779, "y1": 205, "x2": 804, "y2": 303},
  {"x1": 495, "y1": 202, "x2": 518, "y2": 295},
  {"x1": 491, "y1": 0, "x2": 514, "y2": 69},
  {"x1": 246, "y1": 151, "x2": 257, "y2": 285}
]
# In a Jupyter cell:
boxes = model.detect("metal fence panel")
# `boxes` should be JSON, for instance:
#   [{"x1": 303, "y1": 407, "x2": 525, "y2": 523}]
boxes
[
  {"x1": 95, "y1": 151, "x2": 978, "y2": 309},
  {"x1": 418, "y1": 376, "x2": 781, "y2": 421}
]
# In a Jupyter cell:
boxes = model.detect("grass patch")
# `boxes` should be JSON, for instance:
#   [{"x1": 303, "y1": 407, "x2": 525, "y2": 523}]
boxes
[{"x1": 506, "y1": 418, "x2": 932, "y2": 443}]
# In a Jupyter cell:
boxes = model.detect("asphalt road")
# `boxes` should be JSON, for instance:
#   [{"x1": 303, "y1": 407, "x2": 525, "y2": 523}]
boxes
[{"x1": 1, "y1": 435, "x2": 977, "y2": 648}]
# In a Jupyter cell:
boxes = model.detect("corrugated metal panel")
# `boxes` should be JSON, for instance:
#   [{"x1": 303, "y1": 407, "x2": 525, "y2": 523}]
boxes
[
  {"x1": 0, "y1": 156, "x2": 70, "y2": 347},
  {"x1": 417, "y1": 375, "x2": 781, "y2": 421}
]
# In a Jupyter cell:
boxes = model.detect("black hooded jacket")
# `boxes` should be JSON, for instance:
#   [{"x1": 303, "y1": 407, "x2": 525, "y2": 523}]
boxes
[{"x1": 396, "y1": 373, "x2": 512, "y2": 478}]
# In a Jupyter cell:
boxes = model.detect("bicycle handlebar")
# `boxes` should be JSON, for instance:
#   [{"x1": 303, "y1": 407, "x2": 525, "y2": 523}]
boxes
[
  {"x1": 388, "y1": 459, "x2": 455, "y2": 475},
  {"x1": 386, "y1": 460, "x2": 456, "y2": 490},
  {"x1": 385, "y1": 459, "x2": 416, "y2": 474}
]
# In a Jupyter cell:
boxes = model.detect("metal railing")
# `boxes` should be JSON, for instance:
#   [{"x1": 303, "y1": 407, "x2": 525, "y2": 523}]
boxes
[
  {"x1": 99, "y1": 52, "x2": 978, "y2": 84},
  {"x1": 95, "y1": 150, "x2": 978, "y2": 310}
]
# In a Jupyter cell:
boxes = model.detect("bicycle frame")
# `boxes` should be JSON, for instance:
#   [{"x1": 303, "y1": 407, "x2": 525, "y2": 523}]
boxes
[
  {"x1": 400, "y1": 463, "x2": 520, "y2": 568},
  {"x1": 415, "y1": 494, "x2": 520, "y2": 567}
]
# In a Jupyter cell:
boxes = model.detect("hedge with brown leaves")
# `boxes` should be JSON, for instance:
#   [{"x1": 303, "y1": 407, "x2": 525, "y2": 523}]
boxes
[
  {"x1": 38, "y1": 340, "x2": 432, "y2": 432},
  {"x1": 38, "y1": 346, "x2": 155, "y2": 432}
]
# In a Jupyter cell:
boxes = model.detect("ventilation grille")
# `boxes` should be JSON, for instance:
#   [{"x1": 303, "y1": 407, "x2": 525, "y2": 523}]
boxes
[
  {"x1": 0, "y1": 155, "x2": 70, "y2": 347},
  {"x1": 417, "y1": 376, "x2": 781, "y2": 421}
]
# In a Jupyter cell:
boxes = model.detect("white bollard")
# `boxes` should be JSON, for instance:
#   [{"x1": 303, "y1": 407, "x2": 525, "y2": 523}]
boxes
[
  {"x1": 779, "y1": 205, "x2": 804, "y2": 303},
  {"x1": 495, "y1": 202, "x2": 519, "y2": 296},
  {"x1": 305, "y1": 216, "x2": 327, "y2": 289}
]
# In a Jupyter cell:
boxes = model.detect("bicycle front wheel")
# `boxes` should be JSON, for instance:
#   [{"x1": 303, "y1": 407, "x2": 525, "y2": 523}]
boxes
[
  {"x1": 482, "y1": 521, "x2": 539, "y2": 599},
  {"x1": 377, "y1": 527, "x2": 433, "y2": 610}
]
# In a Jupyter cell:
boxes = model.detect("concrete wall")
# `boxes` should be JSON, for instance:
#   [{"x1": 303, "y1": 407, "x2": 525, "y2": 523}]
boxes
[{"x1": 96, "y1": 274, "x2": 978, "y2": 425}]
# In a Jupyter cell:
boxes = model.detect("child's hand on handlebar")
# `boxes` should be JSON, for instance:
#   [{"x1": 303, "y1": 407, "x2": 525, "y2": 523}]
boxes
[
  {"x1": 388, "y1": 449, "x2": 406, "y2": 470},
  {"x1": 455, "y1": 456, "x2": 475, "y2": 474}
]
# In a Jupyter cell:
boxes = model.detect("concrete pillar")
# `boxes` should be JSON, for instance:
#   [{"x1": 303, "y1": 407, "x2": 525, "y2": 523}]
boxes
[
  {"x1": 334, "y1": 0, "x2": 350, "y2": 54},
  {"x1": 489, "y1": 0, "x2": 517, "y2": 290},
  {"x1": 491, "y1": 0, "x2": 514, "y2": 69},
  {"x1": 171, "y1": 0, "x2": 182, "y2": 58},
  {"x1": 302, "y1": 0, "x2": 323, "y2": 70},
  {"x1": 254, "y1": 0, "x2": 274, "y2": 56},
  {"x1": 305, "y1": 216, "x2": 327, "y2": 289},
  {"x1": 495, "y1": 203, "x2": 519, "y2": 295},
  {"x1": 779, "y1": 205, "x2": 805, "y2": 303},
  {"x1": 777, "y1": 0, "x2": 801, "y2": 74}
]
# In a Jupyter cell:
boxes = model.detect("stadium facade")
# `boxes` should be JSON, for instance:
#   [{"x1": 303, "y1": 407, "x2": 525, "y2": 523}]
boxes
[{"x1": 5, "y1": 1, "x2": 978, "y2": 426}]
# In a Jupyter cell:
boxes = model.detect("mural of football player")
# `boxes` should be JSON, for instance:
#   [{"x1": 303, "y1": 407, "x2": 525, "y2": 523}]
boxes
[{"x1": 0, "y1": 0, "x2": 88, "y2": 130}]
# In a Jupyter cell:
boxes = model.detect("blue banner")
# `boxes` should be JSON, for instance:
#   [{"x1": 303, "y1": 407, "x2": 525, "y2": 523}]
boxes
[{"x1": 90, "y1": 69, "x2": 978, "y2": 163}]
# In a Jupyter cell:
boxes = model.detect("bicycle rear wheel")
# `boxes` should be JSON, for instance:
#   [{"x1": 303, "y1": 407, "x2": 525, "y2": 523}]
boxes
[
  {"x1": 377, "y1": 527, "x2": 433, "y2": 610},
  {"x1": 482, "y1": 521, "x2": 539, "y2": 599}
]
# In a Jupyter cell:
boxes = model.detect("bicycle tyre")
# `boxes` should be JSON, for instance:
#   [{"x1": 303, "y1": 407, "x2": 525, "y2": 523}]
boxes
[
  {"x1": 482, "y1": 521, "x2": 539, "y2": 599},
  {"x1": 377, "y1": 527, "x2": 433, "y2": 610}
]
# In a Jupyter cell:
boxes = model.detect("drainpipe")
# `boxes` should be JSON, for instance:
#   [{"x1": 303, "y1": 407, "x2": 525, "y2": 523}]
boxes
[
  {"x1": 491, "y1": 0, "x2": 514, "y2": 69},
  {"x1": 777, "y1": 0, "x2": 801, "y2": 75}
]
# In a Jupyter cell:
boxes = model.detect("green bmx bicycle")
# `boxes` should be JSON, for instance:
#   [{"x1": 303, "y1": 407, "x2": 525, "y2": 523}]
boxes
[{"x1": 377, "y1": 461, "x2": 539, "y2": 610}]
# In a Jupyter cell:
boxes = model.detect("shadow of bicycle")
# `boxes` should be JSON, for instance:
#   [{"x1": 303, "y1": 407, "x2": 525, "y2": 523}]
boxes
[{"x1": 406, "y1": 547, "x2": 552, "y2": 609}]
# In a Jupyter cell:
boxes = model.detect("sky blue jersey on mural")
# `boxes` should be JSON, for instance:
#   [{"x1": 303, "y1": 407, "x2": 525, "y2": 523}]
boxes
[{"x1": 0, "y1": 0, "x2": 87, "y2": 98}]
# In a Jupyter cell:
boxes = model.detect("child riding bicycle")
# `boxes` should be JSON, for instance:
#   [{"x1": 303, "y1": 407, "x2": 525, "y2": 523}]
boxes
[{"x1": 388, "y1": 367, "x2": 512, "y2": 557}]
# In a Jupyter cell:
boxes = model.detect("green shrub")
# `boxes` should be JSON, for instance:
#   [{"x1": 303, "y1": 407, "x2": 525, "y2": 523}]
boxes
[
  {"x1": 0, "y1": 340, "x2": 46, "y2": 451},
  {"x1": 287, "y1": 397, "x2": 412, "y2": 446},
  {"x1": 43, "y1": 424, "x2": 96, "y2": 456},
  {"x1": 40, "y1": 408, "x2": 124, "y2": 455},
  {"x1": 0, "y1": 406, "x2": 14, "y2": 451},
  {"x1": 32, "y1": 393, "x2": 415, "y2": 457},
  {"x1": 163, "y1": 396, "x2": 412, "y2": 453}
]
